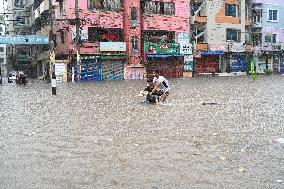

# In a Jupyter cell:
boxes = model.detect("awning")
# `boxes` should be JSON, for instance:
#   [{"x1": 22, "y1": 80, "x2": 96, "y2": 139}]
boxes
[
  {"x1": 147, "y1": 54, "x2": 192, "y2": 58},
  {"x1": 200, "y1": 51, "x2": 225, "y2": 55}
]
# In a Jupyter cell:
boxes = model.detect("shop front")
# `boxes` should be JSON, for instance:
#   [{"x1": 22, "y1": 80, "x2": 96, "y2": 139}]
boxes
[
  {"x1": 229, "y1": 43, "x2": 247, "y2": 73},
  {"x1": 144, "y1": 42, "x2": 184, "y2": 79},
  {"x1": 101, "y1": 55, "x2": 126, "y2": 81},
  {"x1": 74, "y1": 56, "x2": 102, "y2": 81},
  {"x1": 100, "y1": 42, "x2": 126, "y2": 81},
  {"x1": 231, "y1": 53, "x2": 246, "y2": 72},
  {"x1": 195, "y1": 51, "x2": 224, "y2": 75}
]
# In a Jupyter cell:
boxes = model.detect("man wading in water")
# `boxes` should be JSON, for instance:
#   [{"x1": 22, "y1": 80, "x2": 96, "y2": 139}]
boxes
[{"x1": 150, "y1": 69, "x2": 170, "y2": 103}]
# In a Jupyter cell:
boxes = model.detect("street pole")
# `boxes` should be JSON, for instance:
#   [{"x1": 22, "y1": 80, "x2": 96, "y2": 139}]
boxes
[
  {"x1": 49, "y1": 0, "x2": 54, "y2": 82},
  {"x1": 75, "y1": 0, "x2": 81, "y2": 81}
]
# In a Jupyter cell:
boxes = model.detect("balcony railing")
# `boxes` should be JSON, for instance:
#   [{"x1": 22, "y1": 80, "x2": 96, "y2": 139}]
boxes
[{"x1": 195, "y1": 16, "x2": 207, "y2": 23}]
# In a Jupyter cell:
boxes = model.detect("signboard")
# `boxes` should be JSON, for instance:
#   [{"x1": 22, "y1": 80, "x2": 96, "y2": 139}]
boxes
[
  {"x1": 144, "y1": 42, "x2": 180, "y2": 55},
  {"x1": 210, "y1": 44, "x2": 227, "y2": 52},
  {"x1": 0, "y1": 36, "x2": 49, "y2": 44},
  {"x1": 184, "y1": 55, "x2": 194, "y2": 71},
  {"x1": 100, "y1": 42, "x2": 126, "y2": 52},
  {"x1": 178, "y1": 32, "x2": 192, "y2": 55},
  {"x1": 55, "y1": 63, "x2": 65, "y2": 75},
  {"x1": 229, "y1": 43, "x2": 245, "y2": 52},
  {"x1": 180, "y1": 43, "x2": 192, "y2": 55}
]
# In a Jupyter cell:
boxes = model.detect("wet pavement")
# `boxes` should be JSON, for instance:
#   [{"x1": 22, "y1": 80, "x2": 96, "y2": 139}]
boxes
[{"x1": 0, "y1": 75, "x2": 283, "y2": 189}]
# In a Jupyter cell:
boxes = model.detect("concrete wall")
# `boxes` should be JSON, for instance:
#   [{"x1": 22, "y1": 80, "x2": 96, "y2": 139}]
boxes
[
  {"x1": 143, "y1": 0, "x2": 190, "y2": 32},
  {"x1": 261, "y1": 3, "x2": 284, "y2": 29},
  {"x1": 207, "y1": 0, "x2": 246, "y2": 45},
  {"x1": 54, "y1": 0, "x2": 124, "y2": 55}
]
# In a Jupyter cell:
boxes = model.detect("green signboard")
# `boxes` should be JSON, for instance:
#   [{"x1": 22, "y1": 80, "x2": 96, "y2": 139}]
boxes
[{"x1": 144, "y1": 42, "x2": 180, "y2": 55}]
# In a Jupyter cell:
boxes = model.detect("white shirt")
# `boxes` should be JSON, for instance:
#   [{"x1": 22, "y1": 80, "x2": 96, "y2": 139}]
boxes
[{"x1": 153, "y1": 76, "x2": 170, "y2": 92}]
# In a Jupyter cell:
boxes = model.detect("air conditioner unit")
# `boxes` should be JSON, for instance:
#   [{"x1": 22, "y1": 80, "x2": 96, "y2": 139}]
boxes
[{"x1": 131, "y1": 20, "x2": 137, "y2": 28}]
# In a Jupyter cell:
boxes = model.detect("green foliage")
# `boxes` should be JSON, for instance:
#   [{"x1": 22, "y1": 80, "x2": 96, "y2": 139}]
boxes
[
  {"x1": 252, "y1": 70, "x2": 258, "y2": 81},
  {"x1": 264, "y1": 69, "x2": 272, "y2": 75}
]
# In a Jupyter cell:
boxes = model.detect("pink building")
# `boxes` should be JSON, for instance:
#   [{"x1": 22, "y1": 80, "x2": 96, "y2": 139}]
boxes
[{"x1": 52, "y1": 0, "x2": 190, "y2": 81}]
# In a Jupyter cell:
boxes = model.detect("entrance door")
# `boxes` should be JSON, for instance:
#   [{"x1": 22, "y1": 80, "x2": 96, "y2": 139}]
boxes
[
  {"x1": 195, "y1": 55, "x2": 219, "y2": 74},
  {"x1": 74, "y1": 59, "x2": 102, "y2": 81},
  {"x1": 102, "y1": 60, "x2": 124, "y2": 81}
]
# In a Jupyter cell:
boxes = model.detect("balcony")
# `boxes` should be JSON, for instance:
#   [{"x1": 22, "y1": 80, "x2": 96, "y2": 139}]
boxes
[
  {"x1": 245, "y1": 20, "x2": 252, "y2": 26},
  {"x1": 195, "y1": 43, "x2": 208, "y2": 51},
  {"x1": 251, "y1": 21, "x2": 263, "y2": 28},
  {"x1": 194, "y1": 16, "x2": 207, "y2": 23}
]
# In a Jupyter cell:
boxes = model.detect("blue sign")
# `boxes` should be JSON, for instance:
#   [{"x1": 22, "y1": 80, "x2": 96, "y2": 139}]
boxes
[{"x1": 0, "y1": 36, "x2": 49, "y2": 44}]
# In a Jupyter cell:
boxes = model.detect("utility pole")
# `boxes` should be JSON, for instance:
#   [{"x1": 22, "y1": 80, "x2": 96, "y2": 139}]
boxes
[
  {"x1": 49, "y1": 0, "x2": 54, "y2": 82},
  {"x1": 75, "y1": 0, "x2": 81, "y2": 81}
]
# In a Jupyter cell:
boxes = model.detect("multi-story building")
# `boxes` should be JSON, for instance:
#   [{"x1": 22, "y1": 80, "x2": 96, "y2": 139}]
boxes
[
  {"x1": 0, "y1": 0, "x2": 7, "y2": 76},
  {"x1": 5, "y1": 0, "x2": 34, "y2": 76},
  {"x1": 29, "y1": 0, "x2": 52, "y2": 78},
  {"x1": 191, "y1": 0, "x2": 252, "y2": 75},
  {"x1": 251, "y1": 0, "x2": 284, "y2": 73},
  {"x1": 50, "y1": 0, "x2": 190, "y2": 81}
]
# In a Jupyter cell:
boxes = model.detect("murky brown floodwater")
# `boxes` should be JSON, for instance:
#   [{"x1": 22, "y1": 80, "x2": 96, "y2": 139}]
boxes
[{"x1": 0, "y1": 75, "x2": 283, "y2": 189}]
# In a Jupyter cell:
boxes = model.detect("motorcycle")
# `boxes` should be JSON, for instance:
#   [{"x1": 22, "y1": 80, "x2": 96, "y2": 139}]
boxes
[{"x1": 16, "y1": 72, "x2": 28, "y2": 85}]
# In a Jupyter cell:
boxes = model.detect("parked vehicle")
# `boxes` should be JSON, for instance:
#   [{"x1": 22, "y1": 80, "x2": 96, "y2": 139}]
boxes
[
  {"x1": 8, "y1": 71, "x2": 17, "y2": 83},
  {"x1": 16, "y1": 71, "x2": 27, "y2": 85}
]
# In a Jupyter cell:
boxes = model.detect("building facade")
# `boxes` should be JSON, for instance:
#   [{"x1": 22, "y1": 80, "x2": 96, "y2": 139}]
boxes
[
  {"x1": 251, "y1": 0, "x2": 284, "y2": 73},
  {"x1": 49, "y1": 0, "x2": 190, "y2": 81},
  {"x1": 191, "y1": 0, "x2": 252, "y2": 75},
  {"x1": 0, "y1": 0, "x2": 7, "y2": 76}
]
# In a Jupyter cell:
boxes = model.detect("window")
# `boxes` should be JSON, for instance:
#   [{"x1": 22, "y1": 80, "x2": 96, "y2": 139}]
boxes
[
  {"x1": 143, "y1": 30, "x2": 175, "y2": 43},
  {"x1": 132, "y1": 36, "x2": 138, "y2": 50},
  {"x1": 88, "y1": 0, "x2": 122, "y2": 12},
  {"x1": 88, "y1": 27, "x2": 123, "y2": 42},
  {"x1": 266, "y1": 33, "x2": 277, "y2": 43},
  {"x1": 131, "y1": 36, "x2": 139, "y2": 56},
  {"x1": 252, "y1": 9, "x2": 262, "y2": 23},
  {"x1": 131, "y1": 7, "x2": 138, "y2": 28},
  {"x1": 0, "y1": 47, "x2": 4, "y2": 52},
  {"x1": 226, "y1": 29, "x2": 241, "y2": 42},
  {"x1": 268, "y1": 9, "x2": 278, "y2": 21},
  {"x1": 225, "y1": 4, "x2": 235, "y2": 17},
  {"x1": 60, "y1": 30, "x2": 65, "y2": 44},
  {"x1": 143, "y1": 1, "x2": 175, "y2": 15},
  {"x1": 59, "y1": 0, "x2": 64, "y2": 13},
  {"x1": 273, "y1": 34, "x2": 277, "y2": 43},
  {"x1": 131, "y1": 7, "x2": 137, "y2": 21},
  {"x1": 164, "y1": 2, "x2": 175, "y2": 15}
]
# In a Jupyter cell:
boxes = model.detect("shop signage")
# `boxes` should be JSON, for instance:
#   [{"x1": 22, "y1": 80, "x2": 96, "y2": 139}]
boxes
[
  {"x1": 0, "y1": 36, "x2": 49, "y2": 44},
  {"x1": 55, "y1": 63, "x2": 65, "y2": 76},
  {"x1": 178, "y1": 32, "x2": 192, "y2": 55},
  {"x1": 184, "y1": 55, "x2": 193, "y2": 72},
  {"x1": 179, "y1": 43, "x2": 192, "y2": 55},
  {"x1": 209, "y1": 44, "x2": 227, "y2": 52},
  {"x1": 229, "y1": 43, "x2": 245, "y2": 52},
  {"x1": 100, "y1": 42, "x2": 126, "y2": 52},
  {"x1": 144, "y1": 42, "x2": 180, "y2": 55}
]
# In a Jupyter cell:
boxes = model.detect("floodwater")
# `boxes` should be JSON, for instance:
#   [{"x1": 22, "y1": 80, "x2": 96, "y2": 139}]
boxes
[{"x1": 0, "y1": 75, "x2": 283, "y2": 189}]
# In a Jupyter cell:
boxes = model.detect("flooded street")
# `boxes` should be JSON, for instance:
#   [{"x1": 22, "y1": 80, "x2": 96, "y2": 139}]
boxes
[{"x1": 0, "y1": 76, "x2": 283, "y2": 189}]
